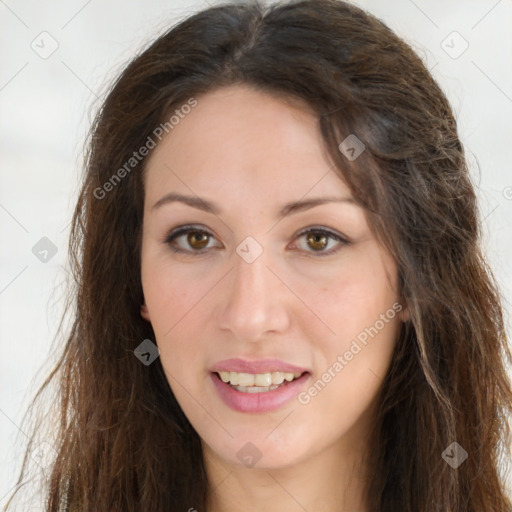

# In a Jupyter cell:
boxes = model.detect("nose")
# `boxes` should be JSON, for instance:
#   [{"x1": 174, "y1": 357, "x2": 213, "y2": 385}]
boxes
[{"x1": 215, "y1": 247, "x2": 291, "y2": 343}]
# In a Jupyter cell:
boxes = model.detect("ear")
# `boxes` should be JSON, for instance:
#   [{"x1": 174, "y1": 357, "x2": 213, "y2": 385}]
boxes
[
  {"x1": 398, "y1": 301, "x2": 410, "y2": 323},
  {"x1": 141, "y1": 303, "x2": 151, "y2": 322}
]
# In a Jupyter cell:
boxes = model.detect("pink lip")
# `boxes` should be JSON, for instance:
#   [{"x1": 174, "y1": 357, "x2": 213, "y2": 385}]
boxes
[
  {"x1": 210, "y1": 372, "x2": 310, "y2": 413},
  {"x1": 210, "y1": 358, "x2": 308, "y2": 374}
]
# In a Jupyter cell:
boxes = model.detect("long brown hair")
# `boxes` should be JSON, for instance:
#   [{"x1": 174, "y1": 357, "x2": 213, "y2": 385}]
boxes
[{"x1": 5, "y1": 1, "x2": 512, "y2": 510}]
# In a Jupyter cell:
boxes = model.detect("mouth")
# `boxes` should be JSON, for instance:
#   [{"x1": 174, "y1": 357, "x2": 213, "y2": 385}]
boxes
[
  {"x1": 214, "y1": 370, "x2": 306, "y2": 393},
  {"x1": 210, "y1": 369, "x2": 311, "y2": 413}
]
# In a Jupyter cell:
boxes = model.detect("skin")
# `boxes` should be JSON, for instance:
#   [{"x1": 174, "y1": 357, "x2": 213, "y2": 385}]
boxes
[{"x1": 140, "y1": 84, "x2": 408, "y2": 512}]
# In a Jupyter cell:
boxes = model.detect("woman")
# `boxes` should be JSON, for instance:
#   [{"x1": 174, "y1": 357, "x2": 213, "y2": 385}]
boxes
[{"x1": 6, "y1": 0, "x2": 512, "y2": 510}]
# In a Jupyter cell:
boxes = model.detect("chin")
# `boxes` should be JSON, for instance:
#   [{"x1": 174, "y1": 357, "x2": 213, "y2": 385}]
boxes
[{"x1": 204, "y1": 426, "x2": 313, "y2": 471}]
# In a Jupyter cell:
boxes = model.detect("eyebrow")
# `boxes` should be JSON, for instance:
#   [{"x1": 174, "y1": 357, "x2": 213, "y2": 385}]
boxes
[{"x1": 151, "y1": 192, "x2": 355, "y2": 218}]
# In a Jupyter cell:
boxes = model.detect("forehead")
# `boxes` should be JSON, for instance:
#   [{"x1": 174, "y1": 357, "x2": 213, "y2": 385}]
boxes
[{"x1": 143, "y1": 85, "x2": 352, "y2": 205}]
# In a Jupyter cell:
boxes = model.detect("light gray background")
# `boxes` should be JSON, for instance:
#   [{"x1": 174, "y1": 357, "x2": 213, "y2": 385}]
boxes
[{"x1": 1, "y1": 0, "x2": 511, "y2": 505}]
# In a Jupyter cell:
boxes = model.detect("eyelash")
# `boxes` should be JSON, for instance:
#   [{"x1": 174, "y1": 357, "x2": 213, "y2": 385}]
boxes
[{"x1": 163, "y1": 224, "x2": 350, "y2": 257}]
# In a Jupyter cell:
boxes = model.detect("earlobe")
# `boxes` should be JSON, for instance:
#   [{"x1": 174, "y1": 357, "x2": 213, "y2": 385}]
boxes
[
  {"x1": 399, "y1": 303, "x2": 410, "y2": 323},
  {"x1": 141, "y1": 303, "x2": 151, "y2": 322}
]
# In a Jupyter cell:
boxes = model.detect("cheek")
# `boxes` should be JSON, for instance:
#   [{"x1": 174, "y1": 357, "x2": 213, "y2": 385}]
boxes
[
  {"x1": 141, "y1": 260, "x2": 213, "y2": 375},
  {"x1": 142, "y1": 258, "x2": 212, "y2": 329},
  {"x1": 302, "y1": 312, "x2": 399, "y2": 439},
  {"x1": 303, "y1": 244, "x2": 400, "y2": 397},
  {"x1": 311, "y1": 259, "x2": 398, "y2": 340}
]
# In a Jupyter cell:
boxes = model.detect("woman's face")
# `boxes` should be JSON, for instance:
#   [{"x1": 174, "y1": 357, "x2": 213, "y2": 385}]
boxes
[{"x1": 140, "y1": 84, "x2": 406, "y2": 470}]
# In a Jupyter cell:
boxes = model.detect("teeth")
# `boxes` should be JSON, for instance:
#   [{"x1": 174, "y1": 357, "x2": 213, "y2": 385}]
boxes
[
  {"x1": 273, "y1": 372, "x2": 285, "y2": 385},
  {"x1": 254, "y1": 373, "x2": 272, "y2": 386},
  {"x1": 237, "y1": 372, "x2": 255, "y2": 387},
  {"x1": 237, "y1": 384, "x2": 281, "y2": 393},
  {"x1": 218, "y1": 370, "x2": 303, "y2": 387}
]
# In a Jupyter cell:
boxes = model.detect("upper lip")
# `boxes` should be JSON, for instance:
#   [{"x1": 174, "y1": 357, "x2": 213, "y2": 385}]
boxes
[{"x1": 211, "y1": 358, "x2": 309, "y2": 374}]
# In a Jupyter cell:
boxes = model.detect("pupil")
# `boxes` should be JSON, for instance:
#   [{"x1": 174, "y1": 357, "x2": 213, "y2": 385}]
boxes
[
  {"x1": 188, "y1": 232, "x2": 208, "y2": 249},
  {"x1": 307, "y1": 233, "x2": 327, "y2": 250}
]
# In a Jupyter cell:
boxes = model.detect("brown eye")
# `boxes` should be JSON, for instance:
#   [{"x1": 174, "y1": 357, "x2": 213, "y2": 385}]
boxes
[
  {"x1": 306, "y1": 232, "x2": 328, "y2": 251},
  {"x1": 187, "y1": 231, "x2": 209, "y2": 249},
  {"x1": 292, "y1": 227, "x2": 349, "y2": 256},
  {"x1": 165, "y1": 226, "x2": 221, "y2": 254}
]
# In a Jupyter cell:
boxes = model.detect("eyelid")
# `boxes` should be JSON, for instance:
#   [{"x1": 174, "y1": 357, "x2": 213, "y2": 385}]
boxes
[
  {"x1": 164, "y1": 223, "x2": 215, "y2": 240},
  {"x1": 293, "y1": 225, "x2": 349, "y2": 243}
]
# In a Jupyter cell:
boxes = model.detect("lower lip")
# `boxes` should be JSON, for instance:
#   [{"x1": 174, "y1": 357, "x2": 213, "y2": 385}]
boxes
[{"x1": 210, "y1": 372, "x2": 310, "y2": 413}]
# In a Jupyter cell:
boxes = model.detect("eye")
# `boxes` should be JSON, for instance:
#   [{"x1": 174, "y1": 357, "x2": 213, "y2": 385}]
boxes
[
  {"x1": 164, "y1": 225, "x2": 349, "y2": 257},
  {"x1": 291, "y1": 227, "x2": 349, "y2": 256},
  {"x1": 164, "y1": 225, "x2": 222, "y2": 253}
]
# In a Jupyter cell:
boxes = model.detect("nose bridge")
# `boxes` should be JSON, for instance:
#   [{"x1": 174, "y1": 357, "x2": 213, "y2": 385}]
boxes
[
  {"x1": 216, "y1": 245, "x2": 289, "y2": 340},
  {"x1": 233, "y1": 254, "x2": 266, "y2": 303}
]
